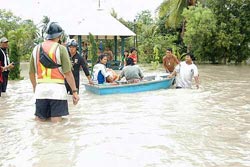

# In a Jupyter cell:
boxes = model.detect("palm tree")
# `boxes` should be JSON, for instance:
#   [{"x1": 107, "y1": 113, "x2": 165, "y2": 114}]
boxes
[
  {"x1": 40, "y1": 16, "x2": 50, "y2": 38},
  {"x1": 157, "y1": 0, "x2": 199, "y2": 51},
  {"x1": 157, "y1": 0, "x2": 197, "y2": 37}
]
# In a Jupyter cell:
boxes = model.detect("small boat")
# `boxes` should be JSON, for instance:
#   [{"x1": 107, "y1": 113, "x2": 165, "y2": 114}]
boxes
[{"x1": 84, "y1": 75, "x2": 174, "y2": 95}]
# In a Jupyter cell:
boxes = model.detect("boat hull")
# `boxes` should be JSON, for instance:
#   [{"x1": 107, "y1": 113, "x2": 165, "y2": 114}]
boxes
[{"x1": 84, "y1": 77, "x2": 174, "y2": 95}]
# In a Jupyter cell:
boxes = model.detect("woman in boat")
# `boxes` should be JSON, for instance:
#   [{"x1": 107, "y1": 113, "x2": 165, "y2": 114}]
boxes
[
  {"x1": 119, "y1": 57, "x2": 144, "y2": 83},
  {"x1": 92, "y1": 54, "x2": 114, "y2": 84}
]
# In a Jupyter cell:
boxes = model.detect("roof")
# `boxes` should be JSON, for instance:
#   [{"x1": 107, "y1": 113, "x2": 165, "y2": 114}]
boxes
[{"x1": 60, "y1": 9, "x2": 136, "y2": 39}]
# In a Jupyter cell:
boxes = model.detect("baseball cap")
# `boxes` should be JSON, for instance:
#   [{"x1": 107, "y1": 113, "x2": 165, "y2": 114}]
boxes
[
  {"x1": 0, "y1": 37, "x2": 8, "y2": 43},
  {"x1": 45, "y1": 22, "x2": 63, "y2": 40}
]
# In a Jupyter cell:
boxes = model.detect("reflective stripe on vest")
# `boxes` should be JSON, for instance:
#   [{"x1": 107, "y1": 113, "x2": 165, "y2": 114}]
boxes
[{"x1": 36, "y1": 41, "x2": 64, "y2": 84}]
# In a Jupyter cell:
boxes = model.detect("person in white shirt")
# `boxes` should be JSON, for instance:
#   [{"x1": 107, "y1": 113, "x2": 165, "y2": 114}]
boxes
[{"x1": 168, "y1": 53, "x2": 200, "y2": 89}]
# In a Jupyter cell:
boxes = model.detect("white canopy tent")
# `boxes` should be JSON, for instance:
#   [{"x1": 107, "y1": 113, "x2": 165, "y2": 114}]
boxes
[
  {"x1": 56, "y1": 9, "x2": 135, "y2": 61},
  {"x1": 60, "y1": 9, "x2": 135, "y2": 40}
]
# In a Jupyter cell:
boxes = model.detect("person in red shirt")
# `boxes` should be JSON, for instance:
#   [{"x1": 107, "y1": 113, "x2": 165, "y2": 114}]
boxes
[{"x1": 128, "y1": 47, "x2": 137, "y2": 64}]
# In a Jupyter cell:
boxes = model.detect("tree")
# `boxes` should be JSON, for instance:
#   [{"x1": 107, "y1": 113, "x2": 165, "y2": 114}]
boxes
[
  {"x1": 89, "y1": 33, "x2": 98, "y2": 73},
  {"x1": 132, "y1": 10, "x2": 178, "y2": 63},
  {"x1": 207, "y1": 0, "x2": 250, "y2": 64},
  {"x1": 40, "y1": 16, "x2": 50, "y2": 39},
  {"x1": 135, "y1": 10, "x2": 154, "y2": 25},
  {"x1": 0, "y1": 9, "x2": 39, "y2": 79},
  {"x1": 182, "y1": 4, "x2": 217, "y2": 62},
  {"x1": 0, "y1": 9, "x2": 21, "y2": 37},
  {"x1": 157, "y1": 0, "x2": 196, "y2": 29},
  {"x1": 157, "y1": 0, "x2": 201, "y2": 53}
]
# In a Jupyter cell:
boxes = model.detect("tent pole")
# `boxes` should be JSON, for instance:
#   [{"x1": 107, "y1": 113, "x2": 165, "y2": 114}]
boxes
[
  {"x1": 121, "y1": 37, "x2": 125, "y2": 61},
  {"x1": 114, "y1": 36, "x2": 118, "y2": 61}
]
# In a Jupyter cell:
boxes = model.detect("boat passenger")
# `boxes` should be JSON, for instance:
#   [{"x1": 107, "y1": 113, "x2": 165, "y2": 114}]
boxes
[
  {"x1": 119, "y1": 58, "x2": 144, "y2": 83},
  {"x1": 92, "y1": 54, "x2": 114, "y2": 84},
  {"x1": 119, "y1": 49, "x2": 129, "y2": 70}
]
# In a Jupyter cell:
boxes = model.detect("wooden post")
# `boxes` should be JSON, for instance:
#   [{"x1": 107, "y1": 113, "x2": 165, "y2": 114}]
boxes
[{"x1": 114, "y1": 36, "x2": 117, "y2": 61}]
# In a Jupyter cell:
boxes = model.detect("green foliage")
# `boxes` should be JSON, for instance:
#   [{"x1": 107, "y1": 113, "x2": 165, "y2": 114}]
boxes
[
  {"x1": 182, "y1": 4, "x2": 217, "y2": 62},
  {"x1": 8, "y1": 32, "x2": 21, "y2": 80},
  {"x1": 206, "y1": 0, "x2": 250, "y2": 64},
  {"x1": 135, "y1": 10, "x2": 154, "y2": 25},
  {"x1": 138, "y1": 29, "x2": 178, "y2": 64},
  {"x1": 0, "y1": 9, "x2": 21, "y2": 37},
  {"x1": 157, "y1": 0, "x2": 186, "y2": 28},
  {"x1": 150, "y1": 45, "x2": 161, "y2": 70},
  {"x1": 127, "y1": 0, "x2": 250, "y2": 64},
  {"x1": 40, "y1": 16, "x2": 50, "y2": 39},
  {"x1": 132, "y1": 10, "x2": 180, "y2": 64},
  {"x1": 0, "y1": 9, "x2": 39, "y2": 79},
  {"x1": 157, "y1": 0, "x2": 206, "y2": 29},
  {"x1": 89, "y1": 33, "x2": 98, "y2": 73}
]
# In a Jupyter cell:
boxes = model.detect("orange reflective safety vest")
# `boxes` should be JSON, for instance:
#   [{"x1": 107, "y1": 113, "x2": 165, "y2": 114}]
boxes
[{"x1": 36, "y1": 41, "x2": 64, "y2": 84}]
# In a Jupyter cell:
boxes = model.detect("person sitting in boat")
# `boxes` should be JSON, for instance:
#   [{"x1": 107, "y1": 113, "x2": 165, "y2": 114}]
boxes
[
  {"x1": 92, "y1": 54, "x2": 114, "y2": 84},
  {"x1": 107, "y1": 68, "x2": 118, "y2": 81},
  {"x1": 118, "y1": 58, "x2": 144, "y2": 83}
]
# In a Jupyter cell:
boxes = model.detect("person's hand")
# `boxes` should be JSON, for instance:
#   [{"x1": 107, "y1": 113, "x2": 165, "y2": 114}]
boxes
[
  {"x1": 9, "y1": 62, "x2": 15, "y2": 69},
  {"x1": 88, "y1": 80, "x2": 94, "y2": 85},
  {"x1": 167, "y1": 75, "x2": 173, "y2": 78},
  {"x1": 72, "y1": 93, "x2": 80, "y2": 105}
]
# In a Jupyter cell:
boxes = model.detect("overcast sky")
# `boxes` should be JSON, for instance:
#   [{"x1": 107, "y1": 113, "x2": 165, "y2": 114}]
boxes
[{"x1": 0, "y1": 0, "x2": 163, "y2": 23}]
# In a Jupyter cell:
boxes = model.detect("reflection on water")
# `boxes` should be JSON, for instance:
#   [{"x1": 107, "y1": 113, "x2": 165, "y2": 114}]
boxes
[{"x1": 0, "y1": 63, "x2": 250, "y2": 167}]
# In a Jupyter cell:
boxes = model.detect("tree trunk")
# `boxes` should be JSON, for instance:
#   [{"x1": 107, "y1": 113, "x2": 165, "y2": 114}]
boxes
[{"x1": 181, "y1": 20, "x2": 186, "y2": 40}]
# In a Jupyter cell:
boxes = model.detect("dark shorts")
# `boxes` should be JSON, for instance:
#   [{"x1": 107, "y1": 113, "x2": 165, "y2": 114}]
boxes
[{"x1": 35, "y1": 99, "x2": 69, "y2": 119}]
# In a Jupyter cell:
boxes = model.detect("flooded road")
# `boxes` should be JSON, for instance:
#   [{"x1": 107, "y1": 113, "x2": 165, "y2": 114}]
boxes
[{"x1": 0, "y1": 63, "x2": 250, "y2": 167}]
